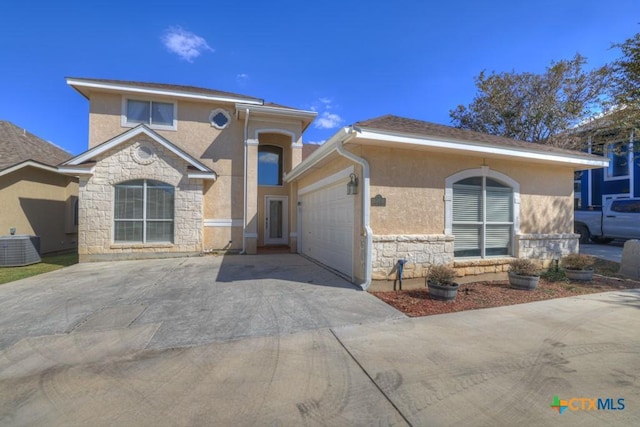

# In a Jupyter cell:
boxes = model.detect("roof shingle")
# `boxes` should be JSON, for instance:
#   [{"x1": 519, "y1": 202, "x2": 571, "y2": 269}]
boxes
[{"x1": 0, "y1": 121, "x2": 72, "y2": 171}]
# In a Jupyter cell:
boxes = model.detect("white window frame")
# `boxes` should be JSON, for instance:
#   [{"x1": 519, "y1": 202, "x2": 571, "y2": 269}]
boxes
[
  {"x1": 113, "y1": 180, "x2": 175, "y2": 244},
  {"x1": 209, "y1": 108, "x2": 231, "y2": 129},
  {"x1": 604, "y1": 141, "x2": 632, "y2": 181},
  {"x1": 121, "y1": 97, "x2": 177, "y2": 131},
  {"x1": 445, "y1": 166, "x2": 520, "y2": 258}
]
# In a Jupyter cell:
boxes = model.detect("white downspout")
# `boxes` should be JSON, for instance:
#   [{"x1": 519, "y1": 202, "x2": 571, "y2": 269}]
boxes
[
  {"x1": 241, "y1": 108, "x2": 250, "y2": 254},
  {"x1": 335, "y1": 127, "x2": 372, "y2": 291}
]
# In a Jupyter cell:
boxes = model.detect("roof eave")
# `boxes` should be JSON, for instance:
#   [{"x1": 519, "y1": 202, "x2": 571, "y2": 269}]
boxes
[
  {"x1": 66, "y1": 78, "x2": 264, "y2": 105},
  {"x1": 237, "y1": 103, "x2": 317, "y2": 118},
  {"x1": 0, "y1": 160, "x2": 60, "y2": 178},
  {"x1": 61, "y1": 125, "x2": 215, "y2": 173},
  {"x1": 354, "y1": 128, "x2": 609, "y2": 170}
]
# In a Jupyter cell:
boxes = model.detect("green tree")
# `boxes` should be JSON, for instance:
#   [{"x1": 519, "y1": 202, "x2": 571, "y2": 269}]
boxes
[
  {"x1": 611, "y1": 32, "x2": 640, "y2": 108},
  {"x1": 450, "y1": 54, "x2": 611, "y2": 149}
]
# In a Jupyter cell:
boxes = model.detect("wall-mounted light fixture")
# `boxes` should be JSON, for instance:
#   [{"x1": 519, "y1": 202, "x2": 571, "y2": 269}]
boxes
[{"x1": 347, "y1": 173, "x2": 358, "y2": 195}]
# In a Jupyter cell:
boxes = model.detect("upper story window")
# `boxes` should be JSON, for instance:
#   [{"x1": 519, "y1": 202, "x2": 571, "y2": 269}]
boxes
[
  {"x1": 210, "y1": 108, "x2": 231, "y2": 129},
  {"x1": 122, "y1": 99, "x2": 177, "y2": 130},
  {"x1": 114, "y1": 180, "x2": 175, "y2": 243},
  {"x1": 258, "y1": 145, "x2": 283, "y2": 186},
  {"x1": 605, "y1": 142, "x2": 630, "y2": 180}
]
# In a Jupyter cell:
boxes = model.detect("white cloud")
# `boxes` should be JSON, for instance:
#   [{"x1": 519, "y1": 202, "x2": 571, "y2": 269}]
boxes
[
  {"x1": 236, "y1": 73, "x2": 249, "y2": 85},
  {"x1": 258, "y1": 152, "x2": 279, "y2": 164},
  {"x1": 314, "y1": 111, "x2": 344, "y2": 129},
  {"x1": 161, "y1": 26, "x2": 213, "y2": 62},
  {"x1": 306, "y1": 140, "x2": 326, "y2": 145}
]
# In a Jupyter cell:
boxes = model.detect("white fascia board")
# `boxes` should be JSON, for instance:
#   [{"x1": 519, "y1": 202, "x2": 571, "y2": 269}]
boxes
[
  {"x1": 356, "y1": 129, "x2": 610, "y2": 169},
  {"x1": 298, "y1": 166, "x2": 355, "y2": 195},
  {"x1": 66, "y1": 78, "x2": 263, "y2": 105},
  {"x1": 0, "y1": 161, "x2": 59, "y2": 177},
  {"x1": 62, "y1": 126, "x2": 212, "y2": 172},
  {"x1": 235, "y1": 103, "x2": 317, "y2": 120},
  {"x1": 285, "y1": 127, "x2": 352, "y2": 182},
  {"x1": 187, "y1": 172, "x2": 217, "y2": 180},
  {"x1": 57, "y1": 165, "x2": 95, "y2": 175}
]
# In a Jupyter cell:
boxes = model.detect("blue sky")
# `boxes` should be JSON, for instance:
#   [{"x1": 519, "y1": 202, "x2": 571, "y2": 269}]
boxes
[{"x1": 1, "y1": 1, "x2": 639, "y2": 155}]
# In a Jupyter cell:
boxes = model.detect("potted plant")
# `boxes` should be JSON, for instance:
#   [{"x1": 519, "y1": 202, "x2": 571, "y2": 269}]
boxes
[
  {"x1": 561, "y1": 253, "x2": 595, "y2": 281},
  {"x1": 508, "y1": 258, "x2": 540, "y2": 290},
  {"x1": 426, "y1": 265, "x2": 459, "y2": 301}
]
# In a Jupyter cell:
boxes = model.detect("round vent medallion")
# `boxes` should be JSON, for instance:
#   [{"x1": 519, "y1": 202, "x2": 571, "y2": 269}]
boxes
[
  {"x1": 210, "y1": 108, "x2": 231, "y2": 129},
  {"x1": 132, "y1": 143, "x2": 155, "y2": 165}
]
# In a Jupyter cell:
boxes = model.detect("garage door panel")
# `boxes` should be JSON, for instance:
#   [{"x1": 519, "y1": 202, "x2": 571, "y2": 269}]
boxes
[{"x1": 300, "y1": 180, "x2": 354, "y2": 278}]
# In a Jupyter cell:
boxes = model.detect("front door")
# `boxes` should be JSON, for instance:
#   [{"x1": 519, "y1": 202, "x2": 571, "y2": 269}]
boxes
[{"x1": 264, "y1": 196, "x2": 288, "y2": 245}]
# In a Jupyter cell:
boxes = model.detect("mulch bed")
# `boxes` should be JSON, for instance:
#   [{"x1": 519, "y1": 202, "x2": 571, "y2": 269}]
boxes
[{"x1": 372, "y1": 276, "x2": 640, "y2": 317}]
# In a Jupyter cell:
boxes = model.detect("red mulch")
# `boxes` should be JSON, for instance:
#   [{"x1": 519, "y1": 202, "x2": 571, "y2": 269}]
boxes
[{"x1": 372, "y1": 276, "x2": 640, "y2": 317}]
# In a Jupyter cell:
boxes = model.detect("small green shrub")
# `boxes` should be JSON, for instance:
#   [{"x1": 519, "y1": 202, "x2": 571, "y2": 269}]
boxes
[
  {"x1": 509, "y1": 258, "x2": 539, "y2": 276},
  {"x1": 427, "y1": 265, "x2": 457, "y2": 286},
  {"x1": 541, "y1": 268, "x2": 568, "y2": 282},
  {"x1": 561, "y1": 253, "x2": 595, "y2": 271}
]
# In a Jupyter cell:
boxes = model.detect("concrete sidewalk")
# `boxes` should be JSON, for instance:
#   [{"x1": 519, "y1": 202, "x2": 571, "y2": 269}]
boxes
[{"x1": 2, "y1": 289, "x2": 638, "y2": 426}]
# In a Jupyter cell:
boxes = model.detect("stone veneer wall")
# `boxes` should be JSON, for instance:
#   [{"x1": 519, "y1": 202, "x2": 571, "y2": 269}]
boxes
[
  {"x1": 79, "y1": 138, "x2": 204, "y2": 261},
  {"x1": 371, "y1": 235, "x2": 454, "y2": 280},
  {"x1": 515, "y1": 233, "x2": 579, "y2": 266},
  {"x1": 372, "y1": 233, "x2": 579, "y2": 280}
]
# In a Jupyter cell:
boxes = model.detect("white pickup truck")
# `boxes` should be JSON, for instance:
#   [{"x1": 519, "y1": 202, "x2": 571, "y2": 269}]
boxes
[{"x1": 574, "y1": 198, "x2": 640, "y2": 244}]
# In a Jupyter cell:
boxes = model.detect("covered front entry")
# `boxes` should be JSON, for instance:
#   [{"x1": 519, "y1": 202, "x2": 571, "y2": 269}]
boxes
[{"x1": 298, "y1": 173, "x2": 354, "y2": 279}]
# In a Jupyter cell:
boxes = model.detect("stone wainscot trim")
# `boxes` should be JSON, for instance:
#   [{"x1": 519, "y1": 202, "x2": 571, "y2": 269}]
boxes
[{"x1": 372, "y1": 233, "x2": 580, "y2": 280}]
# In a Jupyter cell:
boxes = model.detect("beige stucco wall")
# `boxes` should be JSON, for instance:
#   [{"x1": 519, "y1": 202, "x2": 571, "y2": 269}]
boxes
[
  {"x1": 0, "y1": 167, "x2": 78, "y2": 253},
  {"x1": 78, "y1": 137, "x2": 204, "y2": 261},
  {"x1": 356, "y1": 145, "x2": 575, "y2": 236}
]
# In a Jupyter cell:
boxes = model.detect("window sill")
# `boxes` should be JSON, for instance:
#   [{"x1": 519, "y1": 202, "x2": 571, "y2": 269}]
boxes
[
  {"x1": 111, "y1": 243, "x2": 174, "y2": 249},
  {"x1": 121, "y1": 122, "x2": 177, "y2": 132},
  {"x1": 604, "y1": 175, "x2": 630, "y2": 182}
]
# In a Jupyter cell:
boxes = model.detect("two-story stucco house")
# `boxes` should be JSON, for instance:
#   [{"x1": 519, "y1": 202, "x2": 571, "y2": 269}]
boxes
[
  {"x1": 60, "y1": 78, "x2": 608, "y2": 290},
  {"x1": 59, "y1": 78, "x2": 316, "y2": 261}
]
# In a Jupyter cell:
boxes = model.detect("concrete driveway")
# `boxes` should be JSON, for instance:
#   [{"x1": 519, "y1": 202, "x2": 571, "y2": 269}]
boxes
[
  {"x1": 1, "y1": 255, "x2": 639, "y2": 426},
  {"x1": 580, "y1": 240, "x2": 625, "y2": 263},
  {"x1": 0, "y1": 254, "x2": 403, "y2": 351}
]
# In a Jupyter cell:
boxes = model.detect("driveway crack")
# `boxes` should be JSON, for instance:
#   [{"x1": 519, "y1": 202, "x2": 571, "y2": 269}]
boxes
[{"x1": 329, "y1": 329, "x2": 413, "y2": 427}]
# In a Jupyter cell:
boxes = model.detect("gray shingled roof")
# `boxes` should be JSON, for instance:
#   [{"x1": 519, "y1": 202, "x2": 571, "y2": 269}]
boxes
[
  {"x1": 0, "y1": 121, "x2": 72, "y2": 171},
  {"x1": 354, "y1": 114, "x2": 600, "y2": 158}
]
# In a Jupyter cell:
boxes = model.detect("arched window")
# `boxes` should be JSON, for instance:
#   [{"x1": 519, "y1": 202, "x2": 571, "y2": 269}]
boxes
[
  {"x1": 258, "y1": 145, "x2": 283, "y2": 186},
  {"x1": 445, "y1": 168, "x2": 519, "y2": 258},
  {"x1": 114, "y1": 179, "x2": 174, "y2": 243}
]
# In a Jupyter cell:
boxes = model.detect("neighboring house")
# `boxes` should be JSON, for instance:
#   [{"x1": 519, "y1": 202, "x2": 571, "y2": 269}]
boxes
[
  {"x1": 574, "y1": 128, "x2": 638, "y2": 210},
  {"x1": 60, "y1": 78, "x2": 608, "y2": 289},
  {"x1": 0, "y1": 121, "x2": 78, "y2": 253}
]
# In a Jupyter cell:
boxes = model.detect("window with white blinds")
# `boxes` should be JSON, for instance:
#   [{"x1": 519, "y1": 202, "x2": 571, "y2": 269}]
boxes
[
  {"x1": 452, "y1": 177, "x2": 513, "y2": 258},
  {"x1": 114, "y1": 180, "x2": 174, "y2": 243}
]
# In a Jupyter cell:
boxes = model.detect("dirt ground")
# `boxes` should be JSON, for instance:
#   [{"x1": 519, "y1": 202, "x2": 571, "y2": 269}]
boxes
[{"x1": 373, "y1": 274, "x2": 640, "y2": 317}]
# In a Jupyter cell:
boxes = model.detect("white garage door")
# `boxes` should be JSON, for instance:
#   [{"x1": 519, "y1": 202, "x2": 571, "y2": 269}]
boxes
[{"x1": 299, "y1": 178, "x2": 354, "y2": 278}]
